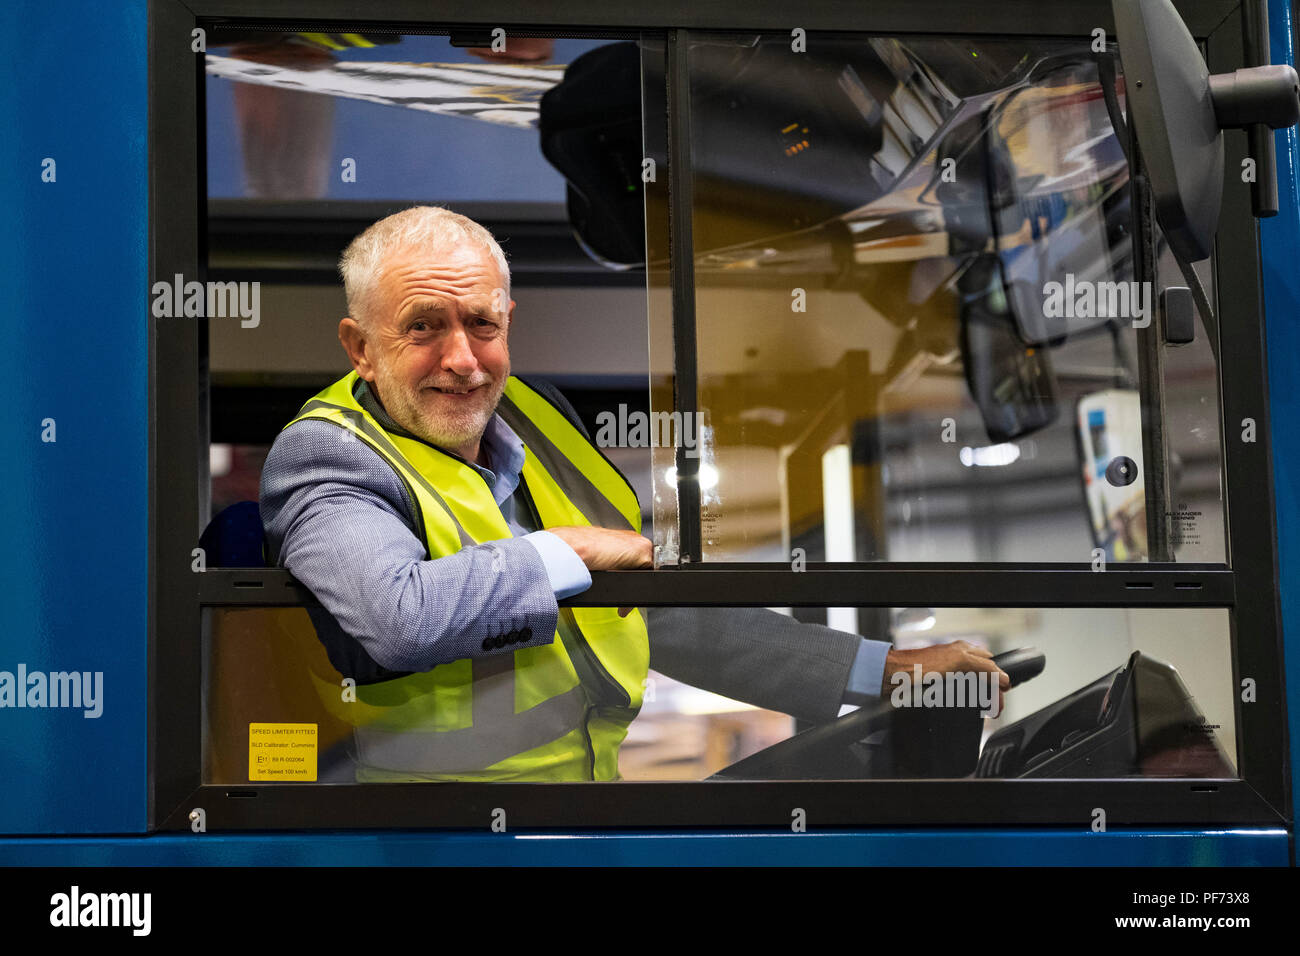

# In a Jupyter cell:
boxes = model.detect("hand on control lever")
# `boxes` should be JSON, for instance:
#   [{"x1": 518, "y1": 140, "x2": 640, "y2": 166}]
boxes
[{"x1": 881, "y1": 640, "x2": 1010, "y2": 716}]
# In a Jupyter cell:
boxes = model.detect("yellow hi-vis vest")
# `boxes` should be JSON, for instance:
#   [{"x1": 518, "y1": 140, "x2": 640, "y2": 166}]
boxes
[{"x1": 285, "y1": 371, "x2": 649, "y2": 782}]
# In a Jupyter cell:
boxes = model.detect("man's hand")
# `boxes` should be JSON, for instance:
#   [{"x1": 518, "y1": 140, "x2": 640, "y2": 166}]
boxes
[
  {"x1": 546, "y1": 526, "x2": 652, "y2": 618},
  {"x1": 882, "y1": 639, "x2": 1010, "y2": 710},
  {"x1": 546, "y1": 526, "x2": 653, "y2": 570}
]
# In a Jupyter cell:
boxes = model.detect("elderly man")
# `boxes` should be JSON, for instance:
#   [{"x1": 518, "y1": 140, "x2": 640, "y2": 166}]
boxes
[{"x1": 259, "y1": 205, "x2": 1007, "y2": 782}]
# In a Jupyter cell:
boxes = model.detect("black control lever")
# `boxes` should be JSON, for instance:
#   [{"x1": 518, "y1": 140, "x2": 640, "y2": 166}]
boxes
[{"x1": 991, "y1": 647, "x2": 1046, "y2": 688}]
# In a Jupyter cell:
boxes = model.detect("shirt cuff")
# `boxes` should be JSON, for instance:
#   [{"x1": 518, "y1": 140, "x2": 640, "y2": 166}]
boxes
[
  {"x1": 841, "y1": 639, "x2": 893, "y2": 706},
  {"x1": 522, "y1": 530, "x2": 592, "y2": 600}
]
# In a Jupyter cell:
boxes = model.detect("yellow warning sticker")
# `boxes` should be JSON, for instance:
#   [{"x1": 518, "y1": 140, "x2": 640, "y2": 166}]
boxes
[{"x1": 248, "y1": 723, "x2": 317, "y2": 781}]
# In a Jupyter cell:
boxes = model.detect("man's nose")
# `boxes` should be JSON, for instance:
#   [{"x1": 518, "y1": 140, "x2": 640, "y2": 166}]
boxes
[{"x1": 441, "y1": 324, "x2": 479, "y2": 376}]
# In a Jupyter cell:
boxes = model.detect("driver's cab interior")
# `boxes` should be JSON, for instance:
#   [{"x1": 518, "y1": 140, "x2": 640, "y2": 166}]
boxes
[{"x1": 194, "y1": 7, "x2": 1290, "y2": 792}]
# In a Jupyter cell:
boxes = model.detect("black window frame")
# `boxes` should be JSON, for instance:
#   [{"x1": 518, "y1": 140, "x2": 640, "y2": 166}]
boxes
[{"x1": 150, "y1": 0, "x2": 1291, "y2": 830}]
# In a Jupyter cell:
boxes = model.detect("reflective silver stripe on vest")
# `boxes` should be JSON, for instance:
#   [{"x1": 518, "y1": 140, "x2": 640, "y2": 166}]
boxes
[
  {"x1": 496, "y1": 391, "x2": 637, "y2": 532},
  {"x1": 295, "y1": 398, "x2": 474, "y2": 549},
  {"x1": 353, "y1": 676, "x2": 589, "y2": 774}
]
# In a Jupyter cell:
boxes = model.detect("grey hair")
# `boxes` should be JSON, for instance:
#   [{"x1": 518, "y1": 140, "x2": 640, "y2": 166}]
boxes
[{"x1": 338, "y1": 205, "x2": 511, "y2": 329}]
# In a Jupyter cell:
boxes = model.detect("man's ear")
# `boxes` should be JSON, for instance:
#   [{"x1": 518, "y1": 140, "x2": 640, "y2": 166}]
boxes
[{"x1": 339, "y1": 317, "x2": 376, "y2": 381}]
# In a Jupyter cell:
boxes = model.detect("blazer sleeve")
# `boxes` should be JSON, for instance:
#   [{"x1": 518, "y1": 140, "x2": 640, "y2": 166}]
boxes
[
  {"x1": 260, "y1": 418, "x2": 562, "y2": 673},
  {"x1": 646, "y1": 606, "x2": 876, "y2": 723}
]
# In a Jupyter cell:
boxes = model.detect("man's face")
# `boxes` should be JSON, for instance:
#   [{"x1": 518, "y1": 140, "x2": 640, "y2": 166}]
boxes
[{"x1": 344, "y1": 242, "x2": 513, "y2": 461}]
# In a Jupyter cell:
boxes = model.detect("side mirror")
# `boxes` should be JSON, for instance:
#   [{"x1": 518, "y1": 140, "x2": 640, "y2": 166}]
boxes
[{"x1": 1112, "y1": 0, "x2": 1300, "y2": 261}]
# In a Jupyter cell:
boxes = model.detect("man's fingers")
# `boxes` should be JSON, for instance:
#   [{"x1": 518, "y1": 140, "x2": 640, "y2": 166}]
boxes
[
  {"x1": 962, "y1": 654, "x2": 1002, "y2": 673},
  {"x1": 959, "y1": 655, "x2": 1010, "y2": 690},
  {"x1": 627, "y1": 532, "x2": 654, "y2": 568},
  {"x1": 987, "y1": 665, "x2": 1011, "y2": 690}
]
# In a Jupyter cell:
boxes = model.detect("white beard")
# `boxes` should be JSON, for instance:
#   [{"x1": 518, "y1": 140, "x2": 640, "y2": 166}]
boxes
[{"x1": 372, "y1": 359, "x2": 508, "y2": 456}]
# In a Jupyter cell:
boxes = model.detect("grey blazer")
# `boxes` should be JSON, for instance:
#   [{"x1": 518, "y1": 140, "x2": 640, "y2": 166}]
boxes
[{"x1": 259, "y1": 375, "x2": 872, "y2": 723}]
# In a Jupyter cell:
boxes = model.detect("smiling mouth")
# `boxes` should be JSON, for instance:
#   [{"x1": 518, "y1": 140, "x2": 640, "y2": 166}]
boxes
[{"x1": 428, "y1": 384, "x2": 482, "y2": 395}]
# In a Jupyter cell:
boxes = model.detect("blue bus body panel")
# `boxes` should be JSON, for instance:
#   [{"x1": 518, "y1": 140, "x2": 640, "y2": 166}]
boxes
[
  {"x1": 0, "y1": 830, "x2": 1290, "y2": 866},
  {"x1": 1263, "y1": 0, "x2": 1300, "y2": 867},
  {"x1": 0, "y1": 0, "x2": 149, "y2": 835}
]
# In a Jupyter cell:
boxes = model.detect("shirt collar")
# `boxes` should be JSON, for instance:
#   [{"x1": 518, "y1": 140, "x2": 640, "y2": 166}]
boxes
[{"x1": 353, "y1": 377, "x2": 526, "y2": 507}]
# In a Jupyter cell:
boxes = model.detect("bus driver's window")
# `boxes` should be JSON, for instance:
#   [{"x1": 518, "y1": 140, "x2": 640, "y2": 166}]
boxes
[{"x1": 196, "y1": 28, "x2": 1238, "y2": 791}]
